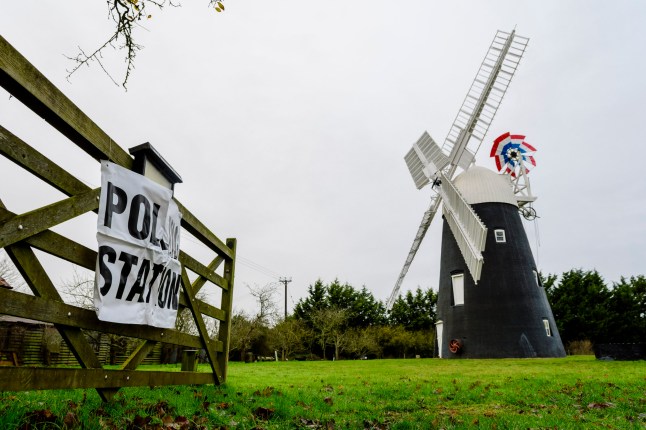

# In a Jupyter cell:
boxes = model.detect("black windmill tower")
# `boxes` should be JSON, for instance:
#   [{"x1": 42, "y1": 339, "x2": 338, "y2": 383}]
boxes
[{"x1": 387, "y1": 30, "x2": 565, "y2": 358}]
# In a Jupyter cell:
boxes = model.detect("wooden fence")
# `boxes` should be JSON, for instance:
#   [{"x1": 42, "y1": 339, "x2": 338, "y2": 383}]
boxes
[
  {"x1": 0, "y1": 316, "x2": 197, "y2": 367},
  {"x1": 0, "y1": 35, "x2": 236, "y2": 401}
]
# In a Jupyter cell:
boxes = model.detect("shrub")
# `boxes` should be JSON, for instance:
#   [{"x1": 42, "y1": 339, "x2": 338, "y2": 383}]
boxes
[{"x1": 567, "y1": 339, "x2": 594, "y2": 355}]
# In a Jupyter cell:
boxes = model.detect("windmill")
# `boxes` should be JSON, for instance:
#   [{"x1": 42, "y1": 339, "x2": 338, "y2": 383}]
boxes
[{"x1": 389, "y1": 30, "x2": 565, "y2": 358}]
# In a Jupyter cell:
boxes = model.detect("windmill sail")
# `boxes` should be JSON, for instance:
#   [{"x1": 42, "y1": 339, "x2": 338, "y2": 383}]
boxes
[
  {"x1": 404, "y1": 131, "x2": 450, "y2": 190},
  {"x1": 442, "y1": 30, "x2": 529, "y2": 172},
  {"x1": 390, "y1": 132, "x2": 448, "y2": 307},
  {"x1": 388, "y1": 29, "x2": 528, "y2": 309},
  {"x1": 436, "y1": 173, "x2": 487, "y2": 283},
  {"x1": 388, "y1": 194, "x2": 441, "y2": 308}
]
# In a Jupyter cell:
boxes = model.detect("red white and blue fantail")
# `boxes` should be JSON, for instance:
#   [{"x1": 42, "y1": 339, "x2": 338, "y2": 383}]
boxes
[{"x1": 490, "y1": 132, "x2": 536, "y2": 177}]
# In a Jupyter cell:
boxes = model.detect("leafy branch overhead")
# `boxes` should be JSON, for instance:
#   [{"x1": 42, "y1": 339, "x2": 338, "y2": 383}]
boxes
[{"x1": 66, "y1": 0, "x2": 226, "y2": 89}]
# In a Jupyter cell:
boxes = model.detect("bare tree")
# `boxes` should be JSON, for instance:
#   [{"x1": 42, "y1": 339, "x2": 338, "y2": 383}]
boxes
[
  {"x1": 226, "y1": 283, "x2": 280, "y2": 360},
  {"x1": 228, "y1": 310, "x2": 257, "y2": 360},
  {"x1": 269, "y1": 318, "x2": 309, "y2": 361},
  {"x1": 310, "y1": 307, "x2": 348, "y2": 360},
  {"x1": 328, "y1": 310, "x2": 350, "y2": 361},
  {"x1": 174, "y1": 300, "x2": 219, "y2": 338},
  {"x1": 67, "y1": 0, "x2": 227, "y2": 88},
  {"x1": 247, "y1": 282, "x2": 279, "y2": 327},
  {"x1": 61, "y1": 268, "x2": 96, "y2": 309},
  {"x1": 0, "y1": 250, "x2": 27, "y2": 293},
  {"x1": 203, "y1": 316, "x2": 219, "y2": 339},
  {"x1": 345, "y1": 327, "x2": 381, "y2": 359}
]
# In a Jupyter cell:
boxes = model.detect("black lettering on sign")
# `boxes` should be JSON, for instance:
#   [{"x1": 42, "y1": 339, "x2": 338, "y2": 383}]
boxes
[
  {"x1": 126, "y1": 259, "x2": 151, "y2": 302},
  {"x1": 157, "y1": 268, "x2": 181, "y2": 310},
  {"x1": 146, "y1": 263, "x2": 164, "y2": 304},
  {"x1": 167, "y1": 218, "x2": 181, "y2": 260},
  {"x1": 158, "y1": 269, "x2": 171, "y2": 308},
  {"x1": 128, "y1": 194, "x2": 151, "y2": 240},
  {"x1": 103, "y1": 182, "x2": 127, "y2": 228},
  {"x1": 150, "y1": 203, "x2": 161, "y2": 247},
  {"x1": 116, "y1": 252, "x2": 138, "y2": 300},
  {"x1": 98, "y1": 245, "x2": 117, "y2": 296},
  {"x1": 171, "y1": 273, "x2": 181, "y2": 310},
  {"x1": 166, "y1": 272, "x2": 177, "y2": 309}
]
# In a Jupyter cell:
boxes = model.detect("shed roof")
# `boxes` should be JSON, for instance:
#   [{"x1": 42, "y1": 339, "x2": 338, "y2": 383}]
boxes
[
  {"x1": 0, "y1": 277, "x2": 12, "y2": 289},
  {"x1": 0, "y1": 315, "x2": 49, "y2": 325}
]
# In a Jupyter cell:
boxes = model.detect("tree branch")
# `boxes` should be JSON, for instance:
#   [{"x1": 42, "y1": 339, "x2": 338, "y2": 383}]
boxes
[{"x1": 67, "y1": 0, "x2": 224, "y2": 89}]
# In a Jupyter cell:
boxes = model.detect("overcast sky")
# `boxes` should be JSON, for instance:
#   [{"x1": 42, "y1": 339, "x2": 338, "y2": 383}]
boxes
[{"x1": 1, "y1": 1, "x2": 645, "y2": 315}]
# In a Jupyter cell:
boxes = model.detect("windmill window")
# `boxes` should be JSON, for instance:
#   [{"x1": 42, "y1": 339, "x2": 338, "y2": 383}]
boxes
[
  {"x1": 533, "y1": 270, "x2": 541, "y2": 287},
  {"x1": 494, "y1": 229, "x2": 506, "y2": 243},
  {"x1": 451, "y1": 273, "x2": 464, "y2": 306},
  {"x1": 542, "y1": 318, "x2": 552, "y2": 337}
]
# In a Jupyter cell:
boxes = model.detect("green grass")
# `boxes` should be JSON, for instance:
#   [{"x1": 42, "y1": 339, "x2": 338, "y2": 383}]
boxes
[{"x1": 1, "y1": 356, "x2": 645, "y2": 429}]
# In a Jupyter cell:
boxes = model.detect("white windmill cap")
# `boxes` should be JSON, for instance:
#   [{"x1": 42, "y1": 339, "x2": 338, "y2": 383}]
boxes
[{"x1": 453, "y1": 165, "x2": 518, "y2": 206}]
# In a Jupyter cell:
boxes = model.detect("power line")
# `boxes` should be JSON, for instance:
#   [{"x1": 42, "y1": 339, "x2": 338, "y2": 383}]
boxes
[
  {"x1": 237, "y1": 256, "x2": 282, "y2": 280},
  {"x1": 179, "y1": 233, "x2": 281, "y2": 280}
]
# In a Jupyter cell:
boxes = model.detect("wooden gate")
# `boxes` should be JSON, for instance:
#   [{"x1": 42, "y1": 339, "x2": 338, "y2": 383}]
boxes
[{"x1": 0, "y1": 35, "x2": 236, "y2": 401}]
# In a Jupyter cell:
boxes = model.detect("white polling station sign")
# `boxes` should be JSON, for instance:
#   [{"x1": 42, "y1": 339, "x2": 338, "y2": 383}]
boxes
[{"x1": 94, "y1": 161, "x2": 182, "y2": 328}]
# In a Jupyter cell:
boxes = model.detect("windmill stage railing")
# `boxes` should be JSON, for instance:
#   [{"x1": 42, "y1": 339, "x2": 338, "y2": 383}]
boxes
[{"x1": 0, "y1": 35, "x2": 236, "y2": 401}]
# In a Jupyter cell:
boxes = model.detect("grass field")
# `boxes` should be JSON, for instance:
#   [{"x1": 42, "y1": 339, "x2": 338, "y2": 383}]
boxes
[{"x1": 1, "y1": 356, "x2": 645, "y2": 429}]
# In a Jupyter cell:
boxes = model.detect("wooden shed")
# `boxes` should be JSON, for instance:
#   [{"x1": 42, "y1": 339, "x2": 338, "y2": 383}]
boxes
[{"x1": 0, "y1": 315, "x2": 167, "y2": 366}]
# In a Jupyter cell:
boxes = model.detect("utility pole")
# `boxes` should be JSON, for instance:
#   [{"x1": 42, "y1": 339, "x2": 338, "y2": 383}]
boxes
[{"x1": 278, "y1": 277, "x2": 292, "y2": 319}]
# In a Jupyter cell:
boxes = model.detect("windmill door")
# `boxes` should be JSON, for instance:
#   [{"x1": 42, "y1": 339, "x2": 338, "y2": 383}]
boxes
[{"x1": 435, "y1": 321, "x2": 444, "y2": 358}]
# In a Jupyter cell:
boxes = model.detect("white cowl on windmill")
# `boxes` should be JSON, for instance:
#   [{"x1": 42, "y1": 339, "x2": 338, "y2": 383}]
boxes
[{"x1": 389, "y1": 30, "x2": 565, "y2": 359}]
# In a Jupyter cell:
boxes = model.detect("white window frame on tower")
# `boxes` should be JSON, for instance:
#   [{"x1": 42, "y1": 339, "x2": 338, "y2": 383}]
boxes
[
  {"x1": 494, "y1": 229, "x2": 506, "y2": 243},
  {"x1": 533, "y1": 270, "x2": 541, "y2": 287},
  {"x1": 451, "y1": 273, "x2": 465, "y2": 306},
  {"x1": 542, "y1": 318, "x2": 552, "y2": 337}
]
